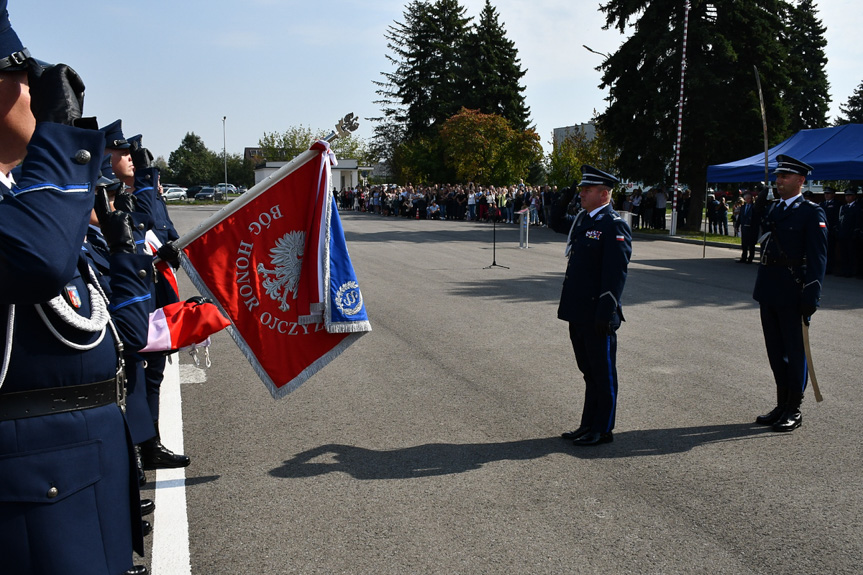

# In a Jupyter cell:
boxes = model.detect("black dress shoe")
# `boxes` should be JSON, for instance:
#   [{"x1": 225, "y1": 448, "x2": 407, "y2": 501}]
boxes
[
  {"x1": 124, "y1": 566, "x2": 149, "y2": 575},
  {"x1": 142, "y1": 519, "x2": 152, "y2": 537},
  {"x1": 772, "y1": 411, "x2": 802, "y2": 432},
  {"x1": 141, "y1": 439, "x2": 191, "y2": 469},
  {"x1": 561, "y1": 426, "x2": 590, "y2": 440},
  {"x1": 572, "y1": 432, "x2": 613, "y2": 446},
  {"x1": 141, "y1": 498, "x2": 155, "y2": 516},
  {"x1": 755, "y1": 405, "x2": 784, "y2": 426}
]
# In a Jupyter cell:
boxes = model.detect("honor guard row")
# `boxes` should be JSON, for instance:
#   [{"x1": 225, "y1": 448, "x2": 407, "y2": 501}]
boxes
[
  {"x1": 0, "y1": 3, "x2": 194, "y2": 573},
  {"x1": 0, "y1": 3, "x2": 152, "y2": 571}
]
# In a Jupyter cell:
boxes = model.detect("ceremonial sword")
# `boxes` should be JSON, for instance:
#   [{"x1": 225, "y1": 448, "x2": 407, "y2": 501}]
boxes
[{"x1": 801, "y1": 318, "x2": 823, "y2": 402}]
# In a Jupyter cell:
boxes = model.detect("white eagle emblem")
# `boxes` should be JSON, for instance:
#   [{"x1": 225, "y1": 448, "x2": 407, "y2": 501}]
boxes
[{"x1": 256, "y1": 231, "x2": 305, "y2": 312}]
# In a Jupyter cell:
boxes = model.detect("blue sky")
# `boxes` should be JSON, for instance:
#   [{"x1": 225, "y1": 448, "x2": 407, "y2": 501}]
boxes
[{"x1": 12, "y1": 1, "x2": 862, "y2": 161}]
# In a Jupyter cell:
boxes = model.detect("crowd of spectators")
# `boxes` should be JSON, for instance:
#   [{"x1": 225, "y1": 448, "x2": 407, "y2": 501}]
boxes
[
  {"x1": 337, "y1": 183, "x2": 562, "y2": 226},
  {"x1": 336, "y1": 180, "x2": 863, "y2": 280},
  {"x1": 336, "y1": 183, "x2": 702, "y2": 232}
]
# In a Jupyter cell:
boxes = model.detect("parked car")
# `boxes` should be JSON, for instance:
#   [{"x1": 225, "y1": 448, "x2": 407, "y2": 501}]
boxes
[
  {"x1": 194, "y1": 187, "x2": 224, "y2": 202},
  {"x1": 185, "y1": 185, "x2": 207, "y2": 199},
  {"x1": 162, "y1": 187, "x2": 187, "y2": 201},
  {"x1": 215, "y1": 183, "x2": 238, "y2": 195}
]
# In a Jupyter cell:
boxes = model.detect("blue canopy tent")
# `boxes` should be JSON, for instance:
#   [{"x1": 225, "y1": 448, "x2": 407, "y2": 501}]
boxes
[{"x1": 706, "y1": 124, "x2": 863, "y2": 182}]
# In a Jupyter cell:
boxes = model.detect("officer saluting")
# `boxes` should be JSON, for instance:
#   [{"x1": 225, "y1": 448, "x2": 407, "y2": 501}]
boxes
[
  {"x1": 753, "y1": 155, "x2": 827, "y2": 432},
  {"x1": 550, "y1": 166, "x2": 632, "y2": 446},
  {"x1": 0, "y1": 3, "x2": 153, "y2": 573}
]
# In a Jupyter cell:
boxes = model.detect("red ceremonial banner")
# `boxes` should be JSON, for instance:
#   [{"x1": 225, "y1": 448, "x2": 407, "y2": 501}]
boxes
[{"x1": 179, "y1": 145, "x2": 369, "y2": 398}]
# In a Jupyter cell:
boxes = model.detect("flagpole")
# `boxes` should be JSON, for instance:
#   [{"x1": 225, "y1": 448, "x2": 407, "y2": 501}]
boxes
[
  {"x1": 171, "y1": 113, "x2": 360, "y2": 252},
  {"x1": 669, "y1": 0, "x2": 691, "y2": 236}
]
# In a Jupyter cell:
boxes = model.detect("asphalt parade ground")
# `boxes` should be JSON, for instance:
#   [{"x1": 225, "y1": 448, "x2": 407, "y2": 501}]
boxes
[{"x1": 144, "y1": 206, "x2": 863, "y2": 575}]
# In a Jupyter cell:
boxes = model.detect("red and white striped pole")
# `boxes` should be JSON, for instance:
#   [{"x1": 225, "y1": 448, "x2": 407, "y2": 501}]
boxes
[{"x1": 670, "y1": 1, "x2": 691, "y2": 236}]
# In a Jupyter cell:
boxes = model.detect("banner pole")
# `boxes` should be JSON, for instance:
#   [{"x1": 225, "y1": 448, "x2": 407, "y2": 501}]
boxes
[{"x1": 172, "y1": 113, "x2": 360, "y2": 252}]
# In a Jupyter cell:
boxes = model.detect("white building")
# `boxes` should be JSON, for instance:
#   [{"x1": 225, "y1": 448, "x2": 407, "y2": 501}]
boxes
[
  {"x1": 254, "y1": 157, "x2": 374, "y2": 190},
  {"x1": 552, "y1": 122, "x2": 596, "y2": 148}
]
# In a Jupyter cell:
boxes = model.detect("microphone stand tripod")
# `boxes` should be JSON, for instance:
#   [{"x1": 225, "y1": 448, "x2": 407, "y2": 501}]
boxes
[{"x1": 484, "y1": 214, "x2": 509, "y2": 269}]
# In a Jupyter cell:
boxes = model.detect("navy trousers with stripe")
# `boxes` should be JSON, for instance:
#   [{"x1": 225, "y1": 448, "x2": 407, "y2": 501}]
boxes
[{"x1": 569, "y1": 322, "x2": 618, "y2": 433}]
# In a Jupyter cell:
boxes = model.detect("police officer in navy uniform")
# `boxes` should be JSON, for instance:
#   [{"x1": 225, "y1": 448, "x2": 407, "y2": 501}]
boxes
[
  {"x1": 737, "y1": 189, "x2": 758, "y2": 263},
  {"x1": 86, "y1": 155, "x2": 160, "y2": 522},
  {"x1": 550, "y1": 166, "x2": 632, "y2": 446},
  {"x1": 837, "y1": 187, "x2": 860, "y2": 277},
  {"x1": 753, "y1": 155, "x2": 827, "y2": 432},
  {"x1": 820, "y1": 186, "x2": 841, "y2": 274},
  {"x1": 101, "y1": 124, "x2": 191, "y2": 470},
  {"x1": 0, "y1": 3, "x2": 153, "y2": 573}
]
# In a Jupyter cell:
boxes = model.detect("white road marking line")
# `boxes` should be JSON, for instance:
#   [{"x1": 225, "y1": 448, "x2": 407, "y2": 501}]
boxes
[{"x1": 150, "y1": 355, "x2": 192, "y2": 575}]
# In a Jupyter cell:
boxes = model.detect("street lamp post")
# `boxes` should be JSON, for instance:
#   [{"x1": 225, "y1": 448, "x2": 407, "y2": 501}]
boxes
[{"x1": 222, "y1": 116, "x2": 228, "y2": 197}]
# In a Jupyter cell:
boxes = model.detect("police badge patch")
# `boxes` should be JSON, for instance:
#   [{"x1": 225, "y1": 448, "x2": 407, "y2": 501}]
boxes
[{"x1": 64, "y1": 284, "x2": 82, "y2": 308}]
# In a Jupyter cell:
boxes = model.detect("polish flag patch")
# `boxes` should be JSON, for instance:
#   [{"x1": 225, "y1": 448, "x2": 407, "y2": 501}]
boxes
[
  {"x1": 616, "y1": 235, "x2": 626, "y2": 241},
  {"x1": 819, "y1": 222, "x2": 827, "y2": 228}
]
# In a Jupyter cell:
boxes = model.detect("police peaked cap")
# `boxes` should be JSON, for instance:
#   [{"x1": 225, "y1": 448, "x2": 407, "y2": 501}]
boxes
[
  {"x1": 773, "y1": 155, "x2": 812, "y2": 176},
  {"x1": 845, "y1": 187, "x2": 861, "y2": 196},
  {"x1": 100, "y1": 119, "x2": 130, "y2": 149},
  {"x1": 578, "y1": 165, "x2": 619, "y2": 188},
  {"x1": 0, "y1": 0, "x2": 30, "y2": 72}
]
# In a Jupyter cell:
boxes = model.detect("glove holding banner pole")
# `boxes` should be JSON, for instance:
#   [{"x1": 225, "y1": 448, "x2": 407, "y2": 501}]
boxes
[{"x1": 156, "y1": 241, "x2": 181, "y2": 268}]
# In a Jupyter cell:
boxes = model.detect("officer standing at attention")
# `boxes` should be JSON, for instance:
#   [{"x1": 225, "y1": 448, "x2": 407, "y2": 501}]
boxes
[
  {"x1": 753, "y1": 155, "x2": 827, "y2": 432},
  {"x1": 102, "y1": 122, "x2": 191, "y2": 471},
  {"x1": 550, "y1": 166, "x2": 632, "y2": 446},
  {"x1": 820, "y1": 187, "x2": 841, "y2": 274},
  {"x1": 737, "y1": 189, "x2": 758, "y2": 264},
  {"x1": 0, "y1": 2, "x2": 153, "y2": 573}
]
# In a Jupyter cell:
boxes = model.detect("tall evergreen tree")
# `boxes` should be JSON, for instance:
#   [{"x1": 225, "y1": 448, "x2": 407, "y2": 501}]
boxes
[
  {"x1": 461, "y1": 0, "x2": 531, "y2": 131},
  {"x1": 372, "y1": 0, "x2": 536, "y2": 183},
  {"x1": 371, "y1": 0, "x2": 472, "y2": 178},
  {"x1": 835, "y1": 80, "x2": 863, "y2": 125},
  {"x1": 598, "y1": 0, "x2": 791, "y2": 230},
  {"x1": 375, "y1": 0, "x2": 471, "y2": 141},
  {"x1": 783, "y1": 0, "x2": 830, "y2": 131}
]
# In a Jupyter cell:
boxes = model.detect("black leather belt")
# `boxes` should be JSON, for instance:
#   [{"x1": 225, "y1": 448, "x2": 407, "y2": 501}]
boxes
[{"x1": 0, "y1": 378, "x2": 117, "y2": 421}]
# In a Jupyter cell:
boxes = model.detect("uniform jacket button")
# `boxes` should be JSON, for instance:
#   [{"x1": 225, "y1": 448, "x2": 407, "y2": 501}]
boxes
[
  {"x1": 74, "y1": 150, "x2": 91, "y2": 165},
  {"x1": 46, "y1": 486, "x2": 59, "y2": 498},
  {"x1": 137, "y1": 269, "x2": 148, "y2": 279}
]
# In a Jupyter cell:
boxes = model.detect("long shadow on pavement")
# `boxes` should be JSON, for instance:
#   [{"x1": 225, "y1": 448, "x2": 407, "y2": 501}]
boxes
[{"x1": 269, "y1": 423, "x2": 770, "y2": 480}]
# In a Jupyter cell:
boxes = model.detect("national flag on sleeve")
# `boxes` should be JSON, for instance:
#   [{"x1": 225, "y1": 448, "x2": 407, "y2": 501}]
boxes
[{"x1": 177, "y1": 141, "x2": 371, "y2": 399}]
